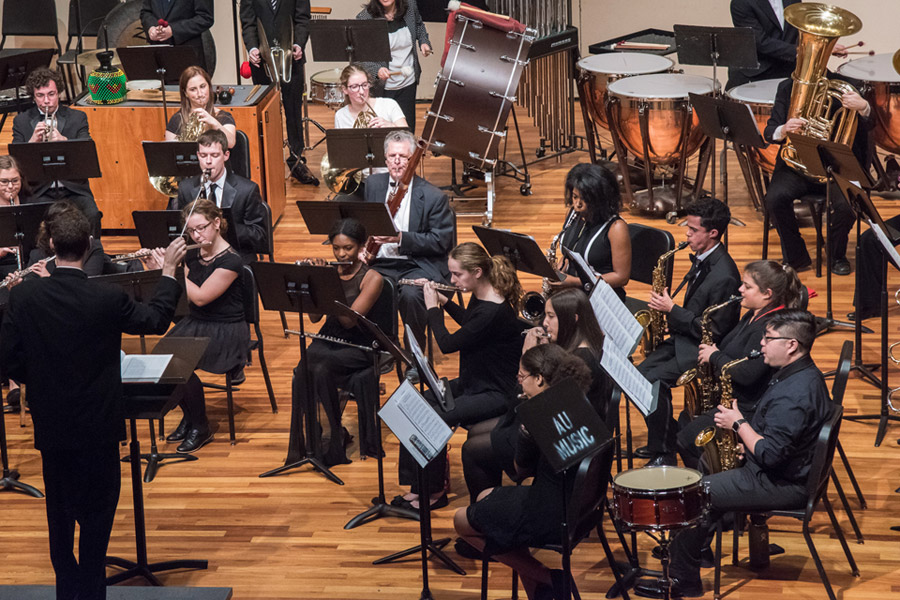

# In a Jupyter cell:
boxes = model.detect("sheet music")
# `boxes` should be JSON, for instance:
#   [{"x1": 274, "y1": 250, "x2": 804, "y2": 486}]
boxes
[
  {"x1": 121, "y1": 353, "x2": 172, "y2": 383},
  {"x1": 566, "y1": 250, "x2": 599, "y2": 287},
  {"x1": 589, "y1": 277, "x2": 644, "y2": 356},
  {"x1": 600, "y1": 336, "x2": 655, "y2": 416},
  {"x1": 404, "y1": 324, "x2": 445, "y2": 397},
  {"x1": 867, "y1": 219, "x2": 900, "y2": 270},
  {"x1": 379, "y1": 380, "x2": 453, "y2": 468}
]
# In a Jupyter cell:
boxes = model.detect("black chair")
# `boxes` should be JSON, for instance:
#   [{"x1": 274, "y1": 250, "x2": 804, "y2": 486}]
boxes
[
  {"x1": 480, "y1": 440, "x2": 631, "y2": 600},
  {"x1": 714, "y1": 405, "x2": 859, "y2": 600},
  {"x1": 0, "y1": 0, "x2": 62, "y2": 55},
  {"x1": 65, "y1": 0, "x2": 120, "y2": 51},
  {"x1": 227, "y1": 130, "x2": 252, "y2": 180},
  {"x1": 623, "y1": 223, "x2": 676, "y2": 317}
]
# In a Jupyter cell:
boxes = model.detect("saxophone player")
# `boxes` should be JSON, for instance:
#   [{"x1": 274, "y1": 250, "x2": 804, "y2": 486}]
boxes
[
  {"x1": 634, "y1": 198, "x2": 741, "y2": 466},
  {"x1": 677, "y1": 260, "x2": 803, "y2": 470},
  {"x1": 635, "y1": 310, "x2": 831, "y2": 599},
  {"x1": 334, "y1": 64, "x2": 408, "y2": 130}
]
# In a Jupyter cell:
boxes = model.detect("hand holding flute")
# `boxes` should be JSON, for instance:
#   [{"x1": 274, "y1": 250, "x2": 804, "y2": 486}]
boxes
[{"x1": 521, "y1": 326, "x2": 551, "y2": 351}]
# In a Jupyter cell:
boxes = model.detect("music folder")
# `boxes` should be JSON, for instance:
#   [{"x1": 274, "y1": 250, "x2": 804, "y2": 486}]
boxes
[{"x1": 379, "y1": 380, "x2": 453, "y2": 468}]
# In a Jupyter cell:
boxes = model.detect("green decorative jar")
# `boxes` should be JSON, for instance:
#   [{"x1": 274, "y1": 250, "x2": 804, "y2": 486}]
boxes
[{"x1": 87, "y1": 51, "x2": 127, "y2": 104}]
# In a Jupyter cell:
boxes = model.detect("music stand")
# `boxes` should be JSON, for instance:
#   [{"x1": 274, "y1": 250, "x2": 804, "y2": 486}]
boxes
[
  {"x1": 674, "y1": 25, "x2": 757, "y2": 203},
  {"x1": 0, "y1": 49, "x2": 55, "y2": 133},
  {"x1": 253, "y1": 262, "x2": 347, "y2": 485},
  {"x1": 308, "y1": 20, "x2": 391, "y2": 64},
  {"x1": 296, "y1": 200, "x2": 398, "y2": 237},
  {"x1": 472, "y1": 225, "x2": 560, "y2": 280},
  {"x1": 324, "y1": 127, "x2": 402, "y2": 197},
  {"x1": 787, "y1": 133, "x2": 872, "y2": 336},
  {"x1": 9, "y1": 140, "x2": 102, "y2": 185},
  {"x1": 0, "y1": 203, "x2": 52, "y2": 273},
  {"x1": 108, "y1": 336, "x2": 210, "y2": 585},
  {"x1": 332, "y1": 302, "x2": 420, "y2": 529},
  {"x1": 117, "y1": 45, "x2": 200, "y2": 129},
  {"x1": 133, "y1": 210, "x2": 183, "y2": 249},
  {"x1": 0, "y1": 386, "x2": 42, "y2": 497},
  {"x1": 142, "y1": 141, "x2": 201, "y2": 179}
]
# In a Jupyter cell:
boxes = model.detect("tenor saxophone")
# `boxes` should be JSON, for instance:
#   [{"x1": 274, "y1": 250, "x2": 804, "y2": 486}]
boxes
[
  {"x1": 635, "y1": 241, "x2": 689, "y2": 354},
  {"x1": 521, "y1": 207, "x2": 577, "y2": 322},
  {"x1": 695, "y1": 350, "x2": 762, "y2": 473}
]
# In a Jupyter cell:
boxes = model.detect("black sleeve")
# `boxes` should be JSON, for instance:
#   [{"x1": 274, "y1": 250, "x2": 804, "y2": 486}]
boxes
[
  {"x1": 764, "y1": 80, "x2": 791, "y2": 143},
  {"x1": 293, "y1": 0, "x2": 311, "y2": 49},
  {"x1": 426, "y1": 301, "x2": 498, "y2": 354},
  {"x1": 166, "y1": 112, "x2": 182, "y2": 135},
  {"x1": 731, "y1": 0, "x2": 796, "y2": 64},
  {"x1": 0, "y1": 290, "x2": 26, "y2": 383},
  {"x1": 442, "y1": 298, "x2": 466, "y2": 325},
  {"x1": 118, "y1": 276, "x2": 183, "y2": 336},
  {"x1": 215, "y1": 110, "x2": 235, "y2": 127},
  {"x1": 234, "y1": 186, "x2": 267, "y2": 255},
  {"x1": 140, "y1": 0, "x2": 157, "y2": 34},
  {"x1": 240, "y1": 0, "x2": 260, "y2": 49},
  {"x1": 169, "y1": 0, "x2": 214, "y2": 44}
]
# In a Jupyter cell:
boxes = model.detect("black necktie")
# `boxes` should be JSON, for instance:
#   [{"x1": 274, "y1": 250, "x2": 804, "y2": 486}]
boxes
[
  {"x1": 208, "y1": 183, "x2": 218, "y2": 206},
  {"x1": 672, "y1": 256, "x2": 701, "y2": 298}
]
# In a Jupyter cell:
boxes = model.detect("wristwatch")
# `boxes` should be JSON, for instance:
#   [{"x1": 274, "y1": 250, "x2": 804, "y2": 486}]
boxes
[{"x1": 732, "y1": 418, "x2": 747, "y2": 433}]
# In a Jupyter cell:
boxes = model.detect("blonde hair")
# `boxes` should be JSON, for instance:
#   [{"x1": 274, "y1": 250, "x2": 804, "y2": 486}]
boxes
[{"x1": 449, "y1": 242, "x2": 522, "y2": 308}]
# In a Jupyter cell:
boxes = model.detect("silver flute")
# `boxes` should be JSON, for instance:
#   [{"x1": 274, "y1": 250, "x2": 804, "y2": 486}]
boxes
[
  {"x1": 110, "y1": 243, "x2": 207, "y2": 263},
  {"x1": 0, "y1": 255, "x2": 56, "y2": 288}
]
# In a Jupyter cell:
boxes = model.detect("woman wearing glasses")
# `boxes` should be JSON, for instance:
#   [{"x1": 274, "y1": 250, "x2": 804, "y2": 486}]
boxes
[
  {"x1": 334, "y1": 64, "x2": 408, "y2": 130},
  {"x1": 153, "y1": 199, "x2": 249, "y2": 453},
  {"x1": 0, "y1": 156, "x2": 29, "y2": 278}
]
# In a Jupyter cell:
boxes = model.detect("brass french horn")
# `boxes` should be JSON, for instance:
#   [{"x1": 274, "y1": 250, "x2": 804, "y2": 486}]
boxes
[
  {"x1": 322, "y1": 103, "x2": 377, "y2": 195},
  {"x1": 150, "y1": 110, "x2": 207, "y2": 197}
]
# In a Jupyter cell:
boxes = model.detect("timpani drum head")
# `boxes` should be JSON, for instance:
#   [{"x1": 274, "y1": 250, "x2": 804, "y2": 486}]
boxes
[
  {"x1": 577, "y1": 52, "x2": 674, "y2": 76},
  {"x1": 608, "y1": 73, "x2": 715, "y2": 100},
  {"x1": 726, "y1": 78, "x2": 785, "y2": 104},
  {"x1": 837, "y1": 53, "x2": 900, "y2": 83},
  {"x1": 613, "y1": 466, "x2": 702, "y2": 490}
]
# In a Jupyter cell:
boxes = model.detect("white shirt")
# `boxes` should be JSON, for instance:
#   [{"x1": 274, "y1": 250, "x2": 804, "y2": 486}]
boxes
[
  {"x1": 205, "y1": 170, "x2": 227, "y2": 207},
  {"x1": 377, "y1": 178, "x2": 412, "y2": 259},
  {"x1": 769, "y1": 0, "x2": 784, "y2": 29},
  {"x1": 386, "y1": 26, "x2": 415, "y2": 90},
  {"x1": 334, "y1": 97, "x2": 406, "y2": 129}
]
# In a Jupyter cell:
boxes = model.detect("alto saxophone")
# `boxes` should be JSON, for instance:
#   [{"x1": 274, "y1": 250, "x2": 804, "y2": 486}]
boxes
[
  {"x1": 695, "y1": 350, "x2": 762, "y2": 473},
  {"x1": 521, "y1": 207, "x2": 577, "y2": 322},
  {"x1": 635, "y1": 241, "x2": 689, "y2": 354},
  {"x1": 677, "y1": 295, "x2": 742, "y2": 417}
]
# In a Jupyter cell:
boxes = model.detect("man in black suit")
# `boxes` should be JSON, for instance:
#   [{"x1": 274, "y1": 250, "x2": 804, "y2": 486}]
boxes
[
  {"x1": 140, "y1": 0, "x2": 214, "y2": 73},
  {"x1": 11, "y1": 68, "x2": 101, "y2": 236},
  {"x1": 727, "y1": 0, "x2": 800, "y2": 89},
  {"x1": 364, "y1": 129, "x2": 454, "y2": 372},
  {"x1": 635, "y1": 198, "x2": 742, "y2": 465},
  {"x1": 0, "y1": 207, "x2": 186, "y2": 600},
  {"x1": 168, "y1": 129, "x2": 267, "y2": 263},
  {"x1": 763, "y1": 75, "x2": 874, "y2": 274},
  {"x1": 240, "y1": 0, "x2": 318, "y2": 185}
]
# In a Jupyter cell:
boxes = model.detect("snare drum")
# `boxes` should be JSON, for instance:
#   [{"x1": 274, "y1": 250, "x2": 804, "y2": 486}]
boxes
[
  {"x1": 612, "y1": 466, "x2": 707, "y2": 530},
  {"x1": 578, "y1": 53, "x2": 674, "y2": 130},
  {"x1": 309, "y1": 68, "x2": 344, "y2": 108},
  {"x1": 727, "y1": 78, "x2": 785, "y2": 174},
  {"x1": 606, "y1": 73, "x2": 714, "y2": 166},
  {"x1": 837, "y1": 53, "x2": 900, "y2": 154}
]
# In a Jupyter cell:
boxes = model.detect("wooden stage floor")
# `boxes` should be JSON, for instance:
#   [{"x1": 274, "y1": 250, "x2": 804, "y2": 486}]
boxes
[{"x1": 2, "y1": 102, "x2": 900, "y2": 600}]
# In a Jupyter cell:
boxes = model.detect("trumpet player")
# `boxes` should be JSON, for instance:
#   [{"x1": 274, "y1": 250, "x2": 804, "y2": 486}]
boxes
[
  {"x1": 635, "y1": 198, "x2": 741, "y2": 467},
  {"x1": 168, "y1": 130, "x2": 266, "y2": 263},
  {"x1": 335, "y1": 64, "x2": 408, "y2": 130},
  {"x1": 11, "y1": 68, "x2": 101, "y2": 237}
]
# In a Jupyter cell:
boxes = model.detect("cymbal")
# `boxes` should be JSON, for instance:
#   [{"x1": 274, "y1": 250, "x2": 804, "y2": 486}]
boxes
[{"x1": 76, "y1": 49, "x2": 121, "y2": 71}]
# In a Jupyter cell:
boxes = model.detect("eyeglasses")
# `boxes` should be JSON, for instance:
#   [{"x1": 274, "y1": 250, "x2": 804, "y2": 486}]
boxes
[
  {"x1": 347, "y1": 82, "x2": 370, "y2": 92},
  {"x1": 185, "y1": 222, "x2": 212, "y2": 236},
  {"x1": 386, "y1": 153, "x2": 411, "y2": 164},
  {"x1": 0, "y1": 178, "x2": 21, "y2": 187},
  {"x1": 762, "y1": 336, "x2": 795, "y2": 343},
  {"x1": 516, "y1": 371, "x2": 535, "y2": 383}
]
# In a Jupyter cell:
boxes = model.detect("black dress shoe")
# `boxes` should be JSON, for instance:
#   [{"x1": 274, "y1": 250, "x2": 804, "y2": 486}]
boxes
[
  {"x1": 634, "y1": 576, "x2": 703, "y2": 598},
  {"x1": 633, "y1": 445, "x2": 655, "y2": 459},
  {"x1": 177, "y1": 428, "x2": 214, "y2": 454},
  {"x1": 847, "y1": 311, "x2": 876, "y2": 321},
  {"x1": 291, "y1": 162, "x2": 319, "y2": 186},
  {"x1": 394, "y1": 493, "x2": 449, "y2": 511},
  {"x1": 832, "y1": 257, "x2": 851, "y2": 276},
  {"x1": 166, "y1": 417, "x2": 190, "y2": 443},
  {"x1": 229, "y1": 367, "x2": 245, "y2": 386},
  {"x1": 454, "y1": 538, "x2": 486, "y2": 560},
  {"x1": 790, "y1": 258, "x2": 813, "y2": 273},
  {"x1": 645, "y1": 454, "x2": 677, "y2": 467},
  {"x1": 652, "y1": 545, "x2": 715, "y2": 568}
]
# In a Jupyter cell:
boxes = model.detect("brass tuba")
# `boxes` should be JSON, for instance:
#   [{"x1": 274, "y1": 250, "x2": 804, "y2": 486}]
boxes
[
  {"x1": 150, "y1": 110, "x2": 207, "y2": 197},
  {"x1": 635, "y1": 241, "x2": 689, "y2": 354},
  {"x1": 779, "y1": 3, "x2": 863, "y2": 180}
]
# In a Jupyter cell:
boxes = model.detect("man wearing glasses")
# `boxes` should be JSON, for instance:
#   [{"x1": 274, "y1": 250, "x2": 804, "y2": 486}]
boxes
[
  {"x1": 635, "y1": 309, "x2": 832, "y2": 599},
  {"x1": 363, "y1": 129, "x2": 453, "y2": 381}
]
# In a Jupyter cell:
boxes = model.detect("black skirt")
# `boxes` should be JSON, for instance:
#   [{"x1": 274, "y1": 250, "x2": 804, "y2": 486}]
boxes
[{"x1": 167, "y1": 316, "x2": 249, "y2": 374}]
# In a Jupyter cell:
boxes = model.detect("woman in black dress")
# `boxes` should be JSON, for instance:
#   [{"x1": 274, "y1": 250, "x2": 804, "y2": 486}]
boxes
[
  {"x1": 166, "y1": 66, "x2": 236, "y2": 148},
  {"x1": 455, "y1": 344, "x2": 592, "y2": 600},
  {"x1": 676, "y1": 259, "x2": 802, "y2": 469},
  {"x1": 0, "y1": 155, "x2": 30, "y2": 279},
  {"x1": 291, "y1": 218, "x2": 384, "y2": 466},
  {"x1": 553, "y1": 163, "x2": 631, "y2": 300},
  {"x1": 162, "y1": 199, "x2": 249, "y2": 453},
  {"x1": 394, "y1": 242, "x2": 523, "y2": 510}
]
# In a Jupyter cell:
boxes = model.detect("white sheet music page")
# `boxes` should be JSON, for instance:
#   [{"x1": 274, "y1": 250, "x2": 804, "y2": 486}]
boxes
[
  {"x1": 600, "y1": 336, "x2": 654, "y2": 416},
  {"x1": 404, "y1": 323, "x2": 445, "y2": 397},
  {"x1": 868, "y1": 219, "x2": 900, "y2": 270},
  {"x1": 379, "y1": 380, "x2": 453, "y2": 468},
  {"x1": 588, "y1": 276, "x2": 644, "y2": 355},
  {"x1": 121, "y1": 354, "x2": 173, "y2": 384}
]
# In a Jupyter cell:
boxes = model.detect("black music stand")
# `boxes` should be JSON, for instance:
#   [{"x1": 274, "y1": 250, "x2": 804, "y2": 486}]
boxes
[
  {"x1": 9, "y1": 140, "x2": 102, "y2": 184},
  {"x1": 334, "y1": 302, "x2": 420, "y2": 529},
  {"x1": 833, "y1": 175, "x2": 900, "y2": 446},
  {"x1": 472, "y1": 225, "x2": 560, "y2": 280},
  {"x1": 117, "y1": 45, "x2": 200, "y2": 129},
  {"x1": 0, "y1": 49, "x2": 55, "y2": 133},
  {"x1": 674, "y1": 25, "x2": 757, "y2": 203},
  {"x1": 142, "y1": 141, "x2": 201, "y2": 180},
  {"x1": 323, "y1": 127, "x2": 402, "y2": 197},
  {"x1": 0, "y1": 386, "x2": 42, "y2": 497},
  {"x1": 0, "y1": 202, "x2": 52, "y2": 273},
  {"x1": 133, "y1": 210, "x2": 183, "y2": 249},
  {"x1": 253, "y1": 262, "x2": 347, "y2": 485},
  {"x1": 108, "y1": 336, "x2": 210, "y2": 585},
  {"x1": 787, "y1": 133, "x2": 872, "y2": 336},
  {"x1": 308, "y1": 20, "x2": 391, "y2": 64},
  {"x1": 296, "y1": 200, "x2": 398, "y2": 237}
]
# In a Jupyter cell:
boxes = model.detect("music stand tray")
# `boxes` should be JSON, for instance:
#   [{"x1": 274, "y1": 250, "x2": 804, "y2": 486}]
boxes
[
  {"x1": 0, "y1": 202, "x2": 53, "y2": 262},
  {"x1": 142, "y1": 141, "x2": 201, "y2": 178},
  {"x1": 673, "y1": 25, "x2": 758, "y2": 71},
  {"x1": 133, "y1": 210, "x2": 182, "y2": 249},
  {"x1": 690, "y1": 93, "x2": 765, "y2": 147},
  {"x1": 325, "y1": 127, "x2": 403, "y2": 171},
  {"x1": 116, "y1": 45, "x2": 200, "y2": 85},
  {"x1": 472, "y1": 225, "x2": 559, "y2": 280},
  {"x1": 309, "y1": 20, "x2": 391, "y2": 63},
  {"x1": 787, "y1": 133, "x2": 873, "y2": 186},
  {"x1": 9, "y1": 140, "x2": 102, "y2": 181},
  {"x1": 296, "y1": 200, "x2": 398, "y2": 237}
]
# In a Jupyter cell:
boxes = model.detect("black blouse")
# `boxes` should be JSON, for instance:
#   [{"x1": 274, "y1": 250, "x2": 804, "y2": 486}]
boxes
[
  {"x1": 185, "y1": 247, "x2": 243, "y2": 322},
  {"x1": 561, "y1": 215, "x2": 625, "y2": 300}
]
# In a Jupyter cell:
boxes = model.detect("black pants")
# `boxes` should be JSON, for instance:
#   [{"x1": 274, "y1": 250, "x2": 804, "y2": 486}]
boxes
[
  {"x1": 290, "y1": 340, "x2": 379, "y2": 466},
  {"x1": 676, "y1": 404, "x2": 757, "y2": 470},
  {"x1": 381, "y1": 83, "x2": 418, "y2": 134},
  {"x1": 371, "y1": 259, "x2": 438, "y2": 350},
  {"x1": 34, "y1": 187, "x2": 102, "y2": 239},
  {"x1": 41, "y1": 443, "x2": 121, "y2": 600},
  {"x1": 249, "y1": 59, "x2": 305, "y2": 157},
  {"x1": 764, "y1": 162, "x2": 855, "y2": 268},
  {"x1": 637, "y1": 339, "x2": 690, "y2": 456},
  {"x1": 668, "y1": 462, "x2": 806, "y2": 584},
  {"x1": 175, "y1": 373, "x2": 208, "y2": 432},
  {"x1": 855, "y1": 213, "x2": 900, "y2": 319}
]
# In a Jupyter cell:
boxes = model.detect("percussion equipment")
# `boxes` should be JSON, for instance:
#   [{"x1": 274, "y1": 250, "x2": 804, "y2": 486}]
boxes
[
  {"x1": 309, "y1": 68, "x2": 344, "y2": 109},
  {"x1": 837, "y1": 53, "x2": 900, "y2": 155},
  {"x1": 257, "y1": 16, "x2": 293, "y2": 86},
  {"x1": 726, "y1": 78, "x2": 784, "y2": 174},
  {"x1": 612, "y1": 466, "x2": 707, "y2": 530},
  {"x1": 578, "y1": 52, "x2": 674, "y2": 130}
]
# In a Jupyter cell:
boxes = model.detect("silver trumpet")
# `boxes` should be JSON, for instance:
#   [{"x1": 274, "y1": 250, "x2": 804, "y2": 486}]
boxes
[{"x1": 41, "y1": 111, "x2": 57, "y2": 142}]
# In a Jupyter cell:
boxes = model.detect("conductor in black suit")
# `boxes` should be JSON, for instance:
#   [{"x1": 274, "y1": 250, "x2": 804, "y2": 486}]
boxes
[
  {"x1": 0, "y1": 207, "x2": 186, "y2": 600},
  {"x1": 11, "y1": 68, "x2": 101, "y2": 236},
  {"x1": 240, "y1": 0, "x2": 318, "y2": 185},
  {"x1": 168, "y1": 129, "x2": 267, "y2": 263},
  {"x1": 363, "y1": 129, "x2": 453, "y2": 370},
  {"x1": 140, "y1": 0, "x2": 214, "y2": 73},
  {"x1": 635, "y1": 198, "x2": 742, "y2": 465}
]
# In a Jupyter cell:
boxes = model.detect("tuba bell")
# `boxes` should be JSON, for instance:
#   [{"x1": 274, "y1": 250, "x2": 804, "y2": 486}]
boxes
[
  {"x1": 258, "y1": 17, "x2": 293, "y2": 88},
  {"x1": 779, "y1": 3, "x2": 863, "y2": 180}
]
